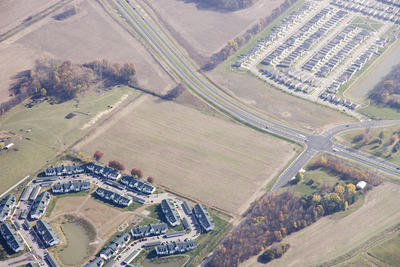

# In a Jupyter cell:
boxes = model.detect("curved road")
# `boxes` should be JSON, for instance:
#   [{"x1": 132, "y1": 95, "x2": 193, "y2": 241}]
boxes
[{"x1": 115, "y1": 0, "x2": 400, "y2": 193}]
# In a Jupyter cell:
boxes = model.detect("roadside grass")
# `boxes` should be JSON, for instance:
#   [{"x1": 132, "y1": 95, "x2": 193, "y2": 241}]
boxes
[
  {"x1": 359, "y1": 101, "x2": 400, "y2": 120},
  {"x1": 335, "y1": 124, "x2": 400, "y2": 166},
  {"x1": 0, "y1": 86, "x2": 141, "y2": 196}
]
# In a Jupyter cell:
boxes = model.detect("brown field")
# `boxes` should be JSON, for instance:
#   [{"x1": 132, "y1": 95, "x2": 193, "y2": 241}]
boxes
[
  {"x1": 74, "y1": 96, "x2": 299, "y2": 214},
  {"x1": 209, "y1": 68, "x2": 355, "y2": 134},
  {"x1": 0, "y1": 0, "x2": 175, "y2": 103},
  {"x1": 241, "y1": 182, "x2": 400, "y2": 267},
  {"x1": 142, "y1": 0, "x2": 284, "y2": 62},
  {"x1": 49, "y1": 196, "x2": 88, "y2": 217}
]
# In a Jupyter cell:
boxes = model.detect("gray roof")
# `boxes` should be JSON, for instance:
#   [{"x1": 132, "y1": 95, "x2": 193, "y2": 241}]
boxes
[
  {"x1": 36, "y1": 220, "x2": 59, "y2": 247},
  {"x1": 30, "y1": 191, "x2": 50, "y2": 219},
  {"x1": 194, "y1": 204, "x2": 214, "y2": 232},
  {"x1": 161, "y1": 199, "x2": 180, "y2": 226},
  {"x1": 0, "y1": 194, "x2": 16, "y2": 222},
  {"x1": 52, "y1": 180, "x2": 90, "y2": 194},
  {"x1": 0, "y1": 223, "x2": 24, "y2": 253},
  {"x1": 84, "y1": 257, "x2": 104, "y2": 267}
]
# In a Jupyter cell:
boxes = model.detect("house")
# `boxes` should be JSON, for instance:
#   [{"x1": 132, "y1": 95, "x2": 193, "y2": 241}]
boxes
[
  {"x1": 356, "y1": 181, "x2": 367, "y2": 190},
  {"x1": 84, "y1": 257, "x2": 104, "y2": 267},
  {"x1": 20, "y1": 186, "x2": 32, "y2": 201},
  {"x1": 45, "y1": 163, "x2": 84, "y2": 176},
  {"x1": 100, "y1": 233, "x2": 131, "y2": 260},
  {"x1": 120, "y1": 176, "x2": 155, "y2": 194},
  {"x1": 36, "y1": 220, "x2": 59, "y2": 247},
  {"x1": 26, "y1": 262, "x2": 40, "y2": 267},
  {"x1": 131, "y1": 223, "x2": 168, "y2": 238},
  {"x1": 0, "y1": 194, "x2": 16, "y2": 222},
  {"x1": 155, "y1": 240, "x2": 196, "y2": 256},
  {"x1": 86, "y1": 163, "x2": 121, "y2": 180},
  {"x1": 193, "y1": 204, "x2": 214, "y2": 232},
  {"x1": 182, "y1": 201, "x2": 192, "y2": 215},
  {"x1": 95, "y1": 187, "x2": 132, "y2": 207},
  {"x1": 161, "y1": 199, "x2": 181, "y2": 227},
  {"x1": 30, "y1": 191, "x2": 51, "y2": 220},
  {"x1": 29, "y1": 186, "x2": 41, "y2": 201},
  {"x1": 52, "y1": 180, "x2": 90, "y2": 194},
  {"x1": 0, "y1": 223, "x2": 24, "y2": 253}
]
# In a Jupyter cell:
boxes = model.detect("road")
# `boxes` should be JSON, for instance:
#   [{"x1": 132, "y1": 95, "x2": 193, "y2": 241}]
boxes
[{"x1": 115, "y1": 0, "x2": 400, "y2": 193}]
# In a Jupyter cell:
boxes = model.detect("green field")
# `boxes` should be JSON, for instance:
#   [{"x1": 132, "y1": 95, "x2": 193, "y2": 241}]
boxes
[
  {"x1": 336, "y1": 124, "x2": 400, "y2": 166},
  {"x1": 350, "y1": 16, "x2": 383, "y2": 32},
  {"x1": 359, "y1": 102, "x2": 400, "y2": 120},
  {"x1": 0, "y1": 87, "x2": 141, "y2": 195}
]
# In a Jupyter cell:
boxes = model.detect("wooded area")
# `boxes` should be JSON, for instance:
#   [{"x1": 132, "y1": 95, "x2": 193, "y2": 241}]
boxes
[
  {"x1": 0, "y1": 58, "x2": 137, "y2": 116},
  {"x1": 369, "y1": 64, "x2": 400, "y2": 110},
  {"x1": 206, "y1": 155, "x2": 381, "y2": 266}
]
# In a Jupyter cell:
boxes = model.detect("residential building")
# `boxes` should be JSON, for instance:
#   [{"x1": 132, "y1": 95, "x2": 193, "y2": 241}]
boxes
[
  {"x1": 161, "y1": 199, "x2": 180, "y2": 227},
  {"x1": 29, "y1": 186, "x2": 41, "y2": 201},
  {"x1": 30, "y1": 191, "x2": 51, "y2": 220},
  {"x1": 120, "y1": 176, "x2": 155, "y2": 194},
  {"x1": 0, "y1": 223, "x2": 24, "y2": 253},
  {"x1": 193, "y1": 204, "x2": 214, "y2": 232},
  {"x1": 155, "y1": 240, "x2": 196, "y2": 256},
  {"x1": 45, "y1": 163, "x2": 84, "y2": 176},
  {"x1": 84, "y1": 257, "x2": 104, "y2": 267},
  {"x1": 131, "y1": 223, "x2": 168, "y2": 238},
  {"x1": 20, "y1": 186, "x2": 31, "y2": 201},
  {"x1": 86, "y1": 163, "x2": 121, "y2": 180},
  {"x1": 52, "y1": 180, "x2": 90, "y2": 194},
  {"x1": 0, "y1": 194, "x2": 16, "y2": 222},
  {"x1": 95, "y1": 187, "x2": 132, "y2": 207},
  {"x1": 36, "y1": 220, "x2": 59, "y2": 247},
  {"x1": 100, "y1": 233, "x2": 131, "y2": 260}
]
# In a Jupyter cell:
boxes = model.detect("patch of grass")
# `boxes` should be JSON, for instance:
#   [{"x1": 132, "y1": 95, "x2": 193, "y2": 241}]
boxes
[
  {"x1": 367, "y1": 231, "x2": 400, "y2": 266},
  {"x1": 333, "y1": 194, "x2": 364, "y2": 218},
  {"x1": 0, "y1": 86, "x2": 141, "y2": 196},
  {"x1": 350, "y1": 16, "x2": 382, "y2": 32},
  {"x1": 359, "y1": 101, "x2": 400, "y2": 120},
  {"x1": 144, "y1": 204, "x2": 161, "y2": 220}
]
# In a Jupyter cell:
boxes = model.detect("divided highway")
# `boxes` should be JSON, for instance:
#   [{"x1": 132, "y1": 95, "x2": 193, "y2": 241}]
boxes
[{"x1": 115, "y1": 0, "x2": 400, "y2": 192}]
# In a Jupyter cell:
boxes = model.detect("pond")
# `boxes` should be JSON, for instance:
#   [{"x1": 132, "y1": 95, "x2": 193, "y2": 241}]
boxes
[
  {"x1": 142, "y1": 258, "x2": 185, "y2": 267},
  {"x1": 59, "y1": 222, "x2": 90, "y2": 266},
  {"x1": 350, "y1": 42, "x2": 400, "y2": 99}
]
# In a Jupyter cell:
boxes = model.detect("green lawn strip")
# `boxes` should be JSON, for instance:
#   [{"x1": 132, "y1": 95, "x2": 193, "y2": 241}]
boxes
[
  {"x1": 359, "y1": 101, "x2": 400, "y2": 120},
  {"x1": 0, "y1": 87, "x2": 140, "y2": 196}
]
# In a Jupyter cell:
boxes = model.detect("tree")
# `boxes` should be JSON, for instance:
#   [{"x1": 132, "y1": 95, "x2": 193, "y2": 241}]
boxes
[
  {"x1": 131, "y1": 168, "x2": 143, "y2": 178},
  {"x1": 93, "y1": 150, "x2": 104, "y2": 161},
  {"x1": 147, "y1": 176, "x2": 155, "y2": 184},
  {"x1": 108, "y1": 160, "x2": 125, "y2": 171},
  {"x1": 40, "y1": 88, "x2": 47, "y2": 96},
  {"x1": 379, "y1": 131, "x2": 384, "y2": 139},
  {"x1": 346, "y1": 184, "x2": 356, "y2": 195}
]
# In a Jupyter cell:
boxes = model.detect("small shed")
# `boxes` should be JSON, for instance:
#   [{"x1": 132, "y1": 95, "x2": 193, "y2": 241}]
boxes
[{"x1": 356, "y1": 181, "x2": 367, "y2": 190}]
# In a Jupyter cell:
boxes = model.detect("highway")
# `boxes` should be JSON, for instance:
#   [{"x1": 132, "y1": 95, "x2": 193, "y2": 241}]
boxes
[{"x1": 115, "y1": 0, "x2": 400, "y2": 193}]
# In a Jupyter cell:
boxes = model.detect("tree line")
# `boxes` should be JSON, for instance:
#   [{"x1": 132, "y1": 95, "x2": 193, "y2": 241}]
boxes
[
  {"x1": 369, "y1": 64, "x2": 400, "y2": 110},
  {"x1": 0, "y1": 58, "x2": 137, "y2": 116},
  {"x1": 206, "y1": 155, "x2": 380, "y2": 266},
  {"x1": 205, "y1": 0, "x2": 296, "y2": 70},
  {"x1": 185, "y1": 0, "x2": 258, "y2": 12}
]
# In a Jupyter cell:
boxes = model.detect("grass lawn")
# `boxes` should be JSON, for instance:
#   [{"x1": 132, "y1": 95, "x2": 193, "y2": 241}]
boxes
[
  {"x1": 0, "y1": 86, "x2": 141, "y2": 196},
  {"x1": 335, "y1": 124, "x2": 400, "y2": 166},
  {"x1": 359, "y1": 102, "x2": 400, "y2": 120}
]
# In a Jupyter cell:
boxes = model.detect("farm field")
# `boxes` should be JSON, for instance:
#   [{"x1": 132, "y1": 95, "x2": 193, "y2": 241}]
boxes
[
  {"x1": 0, "y1": 86, "x2": 141, "y2": 195},
  {"x1": 241, "y1": 182, "x2": 400, "y2": 267},
  {"x1": 142, "y1": 0, "x2": 284, "y2": 63},
  {"x1": 0, "y1": 0, "x2": 175, "y2": 105},
  {"x1": 74, "y1": 96, "x2": 299, "y2": 214},
  {"x1": 335, "y1": 124, "x2": 400, "y2": 166},
  {"x1": 209, "y1": 67, "x2": 355, "y2": 134}
]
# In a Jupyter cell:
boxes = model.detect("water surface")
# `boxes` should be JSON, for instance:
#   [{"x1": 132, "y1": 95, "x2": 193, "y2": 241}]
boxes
[{"x1": 59, "y1": 222, "x2": 89, "y2": 266}]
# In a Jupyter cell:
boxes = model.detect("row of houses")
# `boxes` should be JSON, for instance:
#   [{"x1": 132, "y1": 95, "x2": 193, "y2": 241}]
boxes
[
  {"x1": 161, "y1": 199, "x2": 181, "y2": 227},
  {"x1": 120, "y1": 175, "x2": 155, "y2": 194},
  {"x1": 331, "y1": 0, "x2": 400, "y2": 24},
  {"x1": 278, "y1": 10, "x2": 348, "y2": 69},
  {"x1": 233, "y1": 2, "x2": 314, "y2": 68},
  {"x1": 84, "y1": 257, "x2": 104, "y2": 267},
  {"x1": 0, "y1": 223, "x2": 24, "y2": 253},
  {"x1": 86, "y1": 163, "x2": 121, "y2": 181},
  {"x1": 44, "y1": 163, "x2": 85, "y2": 176},
  {"x1": 35, "y1": 219, "x2": 60, "y2": 247},
  {"x1": 100, "y1": 233, "x2": 131, "y2": 260},
  {"x1": 52, "y1": 180, "x2": 91, "y2": 194},
  {"x1": 260, "y1": 67, "x2": 313, "y2": 93},
  {"x1": 0, "y1": 194, "x2": 16, "y2": 222},
  {"x1": 155, "y1": 239, "x2": 196, "y2": 256},
  {"x1": 30, "y1": 191, "x2": 51, "y2": 220},
  {"x1": 193, "y1": 204, "x2": 214, "y2": 232},
  {"x1": 131, "y1": 223, "x2": 168, "y2": 238},
  {"x1": 95, "y1": 187, "x2": 132, "y2": 207}
]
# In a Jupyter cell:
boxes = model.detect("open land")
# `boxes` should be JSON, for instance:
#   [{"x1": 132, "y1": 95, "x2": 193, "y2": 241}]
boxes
[
  {"x1": 142, "y1": 0, "x2": 284, "y2": 63},
  {"x1": 0, "y1": 0, "x2": 176, "y2": 104},
  {"x1": 74, "y1": 96, "x2": 299, "y2": 214},
  {"x1": 241, "y1": 182, "x2": 400, "y2": 267},
  {"x1": 0, "y1": 86, "x2": 141, "y2": 196},
  {"x1": 209, "y1": 67, "x2": 355, "y2": 134}
]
